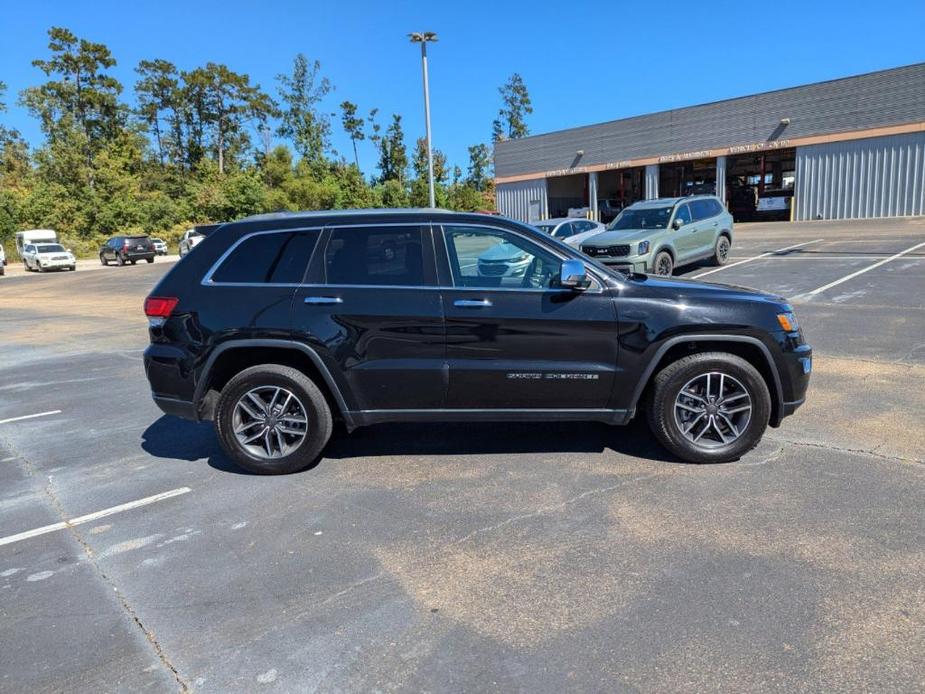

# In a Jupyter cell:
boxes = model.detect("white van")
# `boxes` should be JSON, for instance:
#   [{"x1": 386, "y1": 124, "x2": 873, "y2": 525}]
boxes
[{"x1": 15, "y1": 229, "x2": 58, "y2": 255}]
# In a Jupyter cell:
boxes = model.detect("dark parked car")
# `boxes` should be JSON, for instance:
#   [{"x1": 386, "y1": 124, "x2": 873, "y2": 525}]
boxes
[
  {"x1": 99, "y1": 235, "x2": 156, "y2": 265},
  {"x1": 143, "y1": 209, "x2": 811, "y2": 474}
]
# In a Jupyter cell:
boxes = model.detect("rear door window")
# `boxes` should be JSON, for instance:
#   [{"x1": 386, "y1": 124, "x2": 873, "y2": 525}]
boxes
[
  {"x1": 324, "y1": 227, "x2": 425, "y2": 286},
  {"x1": 690, "y1": 199, "x2": 716, "y2": 221},
  {"x1": 211, "y1": 230, "x2": 320, "y2": 284}
]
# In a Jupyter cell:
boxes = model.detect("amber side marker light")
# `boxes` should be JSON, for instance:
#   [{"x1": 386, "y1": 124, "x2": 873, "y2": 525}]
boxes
[{"x1": 776, "y1": 312, "x2": 798, "y2": 332}]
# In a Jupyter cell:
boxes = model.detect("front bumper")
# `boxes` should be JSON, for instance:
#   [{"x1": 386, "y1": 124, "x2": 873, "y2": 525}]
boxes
[
  {"x1": 37, "y1": 257, "x2": 75, "y2": 268},
  {"x1": 594, "y1": 254, "x2": 650, "y2": 273},
  {"x1": 771, "y1": 336, "x2": 812, "y2": 426}
]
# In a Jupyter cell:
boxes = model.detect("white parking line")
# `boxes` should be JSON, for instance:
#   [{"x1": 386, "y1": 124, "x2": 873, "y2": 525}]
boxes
[
  {"x1": 691, "y1": 239, "x2": 824, "y2": 278},
  {"x1": 794, "y1": 240, "x2": 925, "y2": 300},
  {"x1": 0, "y1": 487, "x2": 192, "y2": 548},
  {"x1": 0, "y1": 410, "x2": 62, "y2": 425}
]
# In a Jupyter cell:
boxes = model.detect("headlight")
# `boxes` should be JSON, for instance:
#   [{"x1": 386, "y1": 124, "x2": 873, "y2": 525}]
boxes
[
  {"x1": 638, "y1": 240, "x2": 650, "y2": 255},
  {"x1": 776, "y1": 311, "x2": 799, "y2": 332}
]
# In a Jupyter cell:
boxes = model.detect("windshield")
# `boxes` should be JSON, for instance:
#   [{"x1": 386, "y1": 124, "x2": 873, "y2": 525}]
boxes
[
  {"x1": 37, "y1": 244, "x2": 66, "y2": 253},
  {"x1": 607, "y1": 206, "x2": 673, "y2": 230}
]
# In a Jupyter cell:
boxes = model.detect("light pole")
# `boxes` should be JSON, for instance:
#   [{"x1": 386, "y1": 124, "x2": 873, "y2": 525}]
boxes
[{"x1": 409, "y1": 31, "x2": 438, "y2": 208}]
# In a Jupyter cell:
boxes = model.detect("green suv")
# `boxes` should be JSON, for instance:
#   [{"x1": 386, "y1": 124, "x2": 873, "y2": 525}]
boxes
[{"x1": 580, "y1": 195, "x2": 733, "y2": 275}]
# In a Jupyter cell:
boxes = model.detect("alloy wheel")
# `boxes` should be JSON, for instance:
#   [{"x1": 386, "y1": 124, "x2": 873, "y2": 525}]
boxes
[
  {"x1": 717, "y1": 237, "x2": 730, "y2": 262},
  {"x1": 673, "y1": 371, "x2": 752, "y2": 448},
  {"x1": 656, "y1": 254, "x2": 673, "y2": 275},
  {"x1": 232, "y1": 386, "x2": 309, "y2": 459}
]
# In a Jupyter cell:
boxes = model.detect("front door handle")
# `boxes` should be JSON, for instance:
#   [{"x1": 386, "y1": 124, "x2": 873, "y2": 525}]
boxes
[
  {"x1": 304, "y1": 296, "x2": 343, "y2": 305},
  {"x1": 454, "y1": 299, "x2": 493, "y2": 308}
]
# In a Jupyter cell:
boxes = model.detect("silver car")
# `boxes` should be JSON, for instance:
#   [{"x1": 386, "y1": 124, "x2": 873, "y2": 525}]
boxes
[{"x1": 534, "y1": 218, "x2": 607, "y2": 248}]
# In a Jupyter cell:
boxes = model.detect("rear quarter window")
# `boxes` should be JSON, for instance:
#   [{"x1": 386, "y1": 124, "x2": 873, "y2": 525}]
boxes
[{"x1": 210, "y1": 230, "x2": 319, "y2": 284}]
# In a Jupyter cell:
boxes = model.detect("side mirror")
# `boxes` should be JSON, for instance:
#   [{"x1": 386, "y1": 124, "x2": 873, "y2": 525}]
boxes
[
  {"x1": 559, "y1": 258, "x2": 591, "y2": 291},
  {"x1": 672, "y1": 218, "x2": 684, "y2": 230}
]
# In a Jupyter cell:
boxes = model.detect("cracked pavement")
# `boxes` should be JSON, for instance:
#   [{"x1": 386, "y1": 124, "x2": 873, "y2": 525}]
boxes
[{"x1": 1, "y1": 217, "x2": 924, "y2": 692}]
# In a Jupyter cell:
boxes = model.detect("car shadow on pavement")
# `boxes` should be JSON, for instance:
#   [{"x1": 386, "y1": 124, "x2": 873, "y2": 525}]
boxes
[
  {"x1": 323, "y1": 418, "x2": 679, "y2": 462},
  {"x1": 140, "y1": 415, "x2": 257, "y2": 475},
  {"x1": 141, "y1": 415, "x2": 681, "y2": 474}
]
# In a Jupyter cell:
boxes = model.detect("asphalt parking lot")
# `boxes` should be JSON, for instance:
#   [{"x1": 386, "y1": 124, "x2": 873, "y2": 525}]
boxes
[{"x1": 1, "y1": 217, "x2": 924, "y2": 693}]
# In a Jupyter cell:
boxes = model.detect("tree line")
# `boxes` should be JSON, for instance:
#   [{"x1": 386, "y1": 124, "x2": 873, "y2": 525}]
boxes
[{"x1": 0, "y1": 27, "x2": 534, "y2": 253}]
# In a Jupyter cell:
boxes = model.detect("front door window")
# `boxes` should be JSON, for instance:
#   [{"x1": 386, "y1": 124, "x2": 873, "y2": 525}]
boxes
[{"x1": 443, "y1": 226, "x2": 562, "y2": 290}]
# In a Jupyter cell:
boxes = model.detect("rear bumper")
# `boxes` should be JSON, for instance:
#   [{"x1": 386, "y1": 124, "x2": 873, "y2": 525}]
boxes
[
  {"x1": 144, "y1": 343, "x2": 198, "y2": 417},
  {"x1": 152, "y1": 395, "x2": 197, "y2": 420}
]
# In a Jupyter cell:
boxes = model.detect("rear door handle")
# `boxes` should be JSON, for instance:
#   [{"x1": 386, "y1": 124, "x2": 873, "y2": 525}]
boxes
[
  {"x1": 304, "y1": 296, "x2": 343, "y2": 305},
  {"x1": 454, "y1": 299, "x2": 493, "y2": 308}
]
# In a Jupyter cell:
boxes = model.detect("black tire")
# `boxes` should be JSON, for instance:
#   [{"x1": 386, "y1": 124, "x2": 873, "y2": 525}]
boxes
[
  {"x1": 69, "y1": 266, "x2": 76, "y2": 271},
  {"x1": 36, "y1": 262, "x2": 44, "y2": 273},
  {"x1": 646, "y1": 352, "x2": 771, "y2": 464},
  {"x1": 653, "y1": 250, "x2": 674, "y2": 276},
  {"x1": 0, "y1": 264, "x2": 4, "y2": 276},
  {"x1": 712, "y1": 235, "x2": 731, "y2": 266},
  {"x1": 23, "y1": 260, "x2": 30, "y2": 271},
  {"x1": 131, "y1": 260, "x2": 137, "y2": 265},
  {"x1": 117, "y1": 254, "x2": 125, "y2": 266},
  {"x1": 100, "y1": 254, "x2": 108, "y2": 266},
  {"x1": 214, "y1": 364, "x2": 333, "y2": 475},
  {"x1": 146, "y1": 257, "x2": 154, "y2": 264}
]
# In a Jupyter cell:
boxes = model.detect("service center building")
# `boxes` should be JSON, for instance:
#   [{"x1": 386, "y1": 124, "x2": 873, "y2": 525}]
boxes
[{"x1": 494, "y1": 63, "x2": 925, "y2": 225}]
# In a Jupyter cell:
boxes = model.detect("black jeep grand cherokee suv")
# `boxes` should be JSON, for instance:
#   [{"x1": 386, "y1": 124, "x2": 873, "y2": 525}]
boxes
[{"x1": 144, "y1": 209, "x2": 811, "y2": 474}]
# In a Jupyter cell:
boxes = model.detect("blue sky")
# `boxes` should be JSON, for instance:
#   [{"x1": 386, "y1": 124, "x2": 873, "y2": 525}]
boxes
[{"x1": 1, "y1": 0, "x2": 923, "y2": 173}]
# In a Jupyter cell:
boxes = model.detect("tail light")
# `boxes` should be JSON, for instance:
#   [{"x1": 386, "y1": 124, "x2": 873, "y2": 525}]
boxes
[{"x1": 144, "y1": 296, "x2": 178, "y2": 326}]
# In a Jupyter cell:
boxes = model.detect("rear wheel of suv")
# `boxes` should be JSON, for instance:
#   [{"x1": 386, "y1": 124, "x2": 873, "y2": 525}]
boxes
[
  {"x1": 646, "y1": 352, "x2": 771, "y2": 464},
  {"x1": 215, "y1": 364, "x2": 333, "y2": 475},
  {"x1": 712, "y1": 235, "x2": 731, "y2": 266},
  {"x1": 146, "y1": 258, "x2": 154, "y2": 264},
  {"x1": 653, "y1": 251, "x2": 673, "y2": 276}
]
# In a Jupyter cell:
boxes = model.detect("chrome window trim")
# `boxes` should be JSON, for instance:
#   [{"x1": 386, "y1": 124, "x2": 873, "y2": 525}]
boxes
[
  {"x1": 201, "y1": 226, "x2": 324, "y2": 287},
  {"x1": 437, "y1": 222, "x2": 605, "y2": 294},
  {"x1": 298, "y1": 283, "x2": 586, "y2": 294}
]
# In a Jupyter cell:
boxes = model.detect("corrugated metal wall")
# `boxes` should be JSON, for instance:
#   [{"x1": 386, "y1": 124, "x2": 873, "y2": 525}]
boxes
[
  {"x1": 496, "y1": 178, "x2": 548, "y2": 222},
  {"x1": 795, "y1": 131, "x2": 925, "y2": 220}
]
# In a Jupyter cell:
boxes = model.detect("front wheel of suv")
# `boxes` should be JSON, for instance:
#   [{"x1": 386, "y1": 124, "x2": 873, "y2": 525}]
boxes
[
  {"x1": 712, "y1": 235, "x2": 731, "y2": 266},
  {"x1": 214, "y1": 364, "x2": 333, "y2": 475},
  {"x1": 653, "y1": 251, "x2": 674, "y2": 276},
  {"x1": 646, "y1": 352, "x2": 771, "y2": 464}
]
